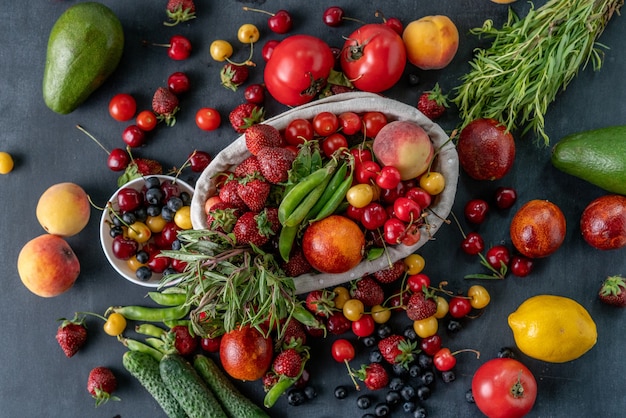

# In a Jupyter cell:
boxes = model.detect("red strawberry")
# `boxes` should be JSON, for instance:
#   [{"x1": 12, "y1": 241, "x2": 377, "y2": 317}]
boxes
[
  {"x1": 229, "y1": 103, "x2": 264, "y2": 133},
  {"x1": 245, "y1": 124, "x2": 284, "y2": 155},
  {"x1": 218, "y1": 177, "x2": 247, "y2": 210},
  {"x1": 417, "y1": 83, "x2": 448, "y2": 120},
  {"x1": 327, "y1": 311, "x2": 351, "y2": 335},
  {"x1": 378, "y1": 334, "x2": 418, "y2": 368},
  {"x1": 257, "y1": 146, "x2": 296, "y2": 184},
  {"x1": 406, "y1": 289, "x2": 438, "y2": 321},
  {"x1": 164, "y1": 0, "x2": 196, "y2": 26},
  {"x1": 305, "y1": 289, "x2": 335, "y2": 318},
  {"x1": 357, "y1": 362, "x2": 389, "y2": 390},
  {"x1": 233, "y1": 210, "x2": 276, "y2": 246},
  {"x1": 373, "y1": 259, "x2": 405, "y2": 284},
  {"x1": 351, "y1": 276, "x2": 385, "y2": 307},
  {"x1": 55, "y1": 314, "x2": 87, "y2": 358},
  {"x1": 169, "y1": 325, "x2": 198, "y2": 356},
  {"x1": 237, "y1": 174, "x2": 270, "y2": 212},
  {"x1": 205, "y1": 201, "x2": 241, "y2": 233},
  {"x1": 272, "y1": 348, "x2": 303, "y2": 378},
  {"x1": 87, "y1": 366, "x2": 119, "y2": 407},
  {"x1": 282, "y1": 318, "x2": 307, "y2": 347},
  {"x1": 152, "y1": 87, "x2": 179, "y2": 126},
  {"x1": 117, "y1": 158, "x2": 163, "y2": 187},
  {"x1": 234, "y1": 155, "x2": 261, "y2": 177},
  {"x1": 220, "y1": 63, "x2": 250, "y2": 91},
  {"x1": 264, "y1": 207, "x2": 281, "y2": 235},
  {"x1": 262, "y1": 371, "x2": 279, "y2": 391},
  {"x1": 281, "y1": 247, "x2": 313, "y2": 277},
  {"x1": 598, "y1": 275, "x2": 626, "y2": 307}
]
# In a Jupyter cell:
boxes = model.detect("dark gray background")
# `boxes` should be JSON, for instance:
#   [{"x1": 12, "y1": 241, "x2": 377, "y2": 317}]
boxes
[{"x1": 1, "y1": 1, "x2": 624, "y2": 417}]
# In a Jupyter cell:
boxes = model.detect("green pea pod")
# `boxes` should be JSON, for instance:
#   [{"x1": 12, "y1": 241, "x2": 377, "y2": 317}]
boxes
[
  {"x1": 110, "y1": 304, "x2": 190, "y2": 322},
  {"x1": 147, "y1": 291, "x2": 187, "y2": 306},
  {"x1": 278, "y1": 163, "x2": 335, "y2": 224},
  {"x1": 309, "y1": 174, "x2": 353, "y2": 222},
  {"x1": 264, "y1": 376, "x2": 298, "y2": 408},
  {"x1": 283, "y1": 175, "x2": 332, "y2": 228},
  {"x1": 278, "y1": 224, "x2": 299, "y2": 262},
  {"x1": 306, "y1": 161, "x2": 348, "y2": 221},
  {"x1": 119, "y1": 336, "x2": 164, "y2": 361},
  {"x1": 163, "y1": 319, "x2": 191, "y2": 329},
  {"x1": 135, "y1": 323, "x2": 166, "y2": 338}
]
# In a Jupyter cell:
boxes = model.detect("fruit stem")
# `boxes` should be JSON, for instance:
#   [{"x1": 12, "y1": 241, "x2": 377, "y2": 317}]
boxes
[
  {"x1": 242, "y1": 6, "x2": 275, "y2": 17},
  {"x1": 76, "y1": 125, "x2": 110, "y2": 155},
  {"x1": 450, "y1": 348, "x2": 480, "y2": 359},
  {"x1": 345, "y1": 359, "x2": 361, "y2": 390}
]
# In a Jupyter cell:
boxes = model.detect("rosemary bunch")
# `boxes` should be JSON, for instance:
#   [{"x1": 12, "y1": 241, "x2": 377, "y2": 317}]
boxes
[
  {"x1": 159, "y1": 228, "x2": 299, "y2": 338},
  {"x1": 452, "y1": 0, "x2": 623, "y2": 145}
]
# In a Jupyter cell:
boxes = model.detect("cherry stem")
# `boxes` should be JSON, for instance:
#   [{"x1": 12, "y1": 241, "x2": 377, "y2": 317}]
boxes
[
  {"x1": 344, "y1": 360, "x2": 361, "y2": 391},
  {"x1": 76, "y1": 311, "x2": 107, "y2": 322},
  {"x1": 450, "y1": 348, "x2": 480, "y2": 359},
  {"x1": 374, "y1": 10, "x2": 388, "y2": 23},
  {"x1": 76, "y1": 124, "x2": 110, "y2": 155},
  {"x1": 242, "y1": 6, "x2": 276, "y2": 17},
  {"x1": 226, "y1": 41, "x2": 256, "y2": 67}
]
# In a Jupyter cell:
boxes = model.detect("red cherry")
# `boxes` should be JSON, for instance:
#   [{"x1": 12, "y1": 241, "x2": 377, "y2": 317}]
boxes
[
  {"x1": 494, "y1": 186, "x2": 518, "y2": 209},
  {"x1": 464, "y1": 198, "x2": 489, "y2": 224},
  {"x1": 161, "y1": 222, "x2": 182, "y2": 246},
  {"x1": 355, "y1": 160, "x2": 380, "y2": 184},
  {"x1": 375, "y1": 10, "x2": 403, "y2": 35},
  {"x1": 449, "y1": 296, "x2": 472, "y2": 319},
  {"x1": 122, "y1": 125, "x2": 146, "y2": 148},
  {"x1": 405, "y1": 187, "x2": 432, "y2": 209},
  {"x1": 420, "y1": 334, "x2": 442, "y2": 356},
  {"x1": 244, "y1": 84, "x2": 265, "y2": 104},
  {"x1": 165, "y1": 35, "x2": 192, "y2": 60},
  {"x1": 111, "y1": 235, "x2": 138, "y2": 260},
  {"x1": 200, "y1": 335, "x2": 222, "y2": 353},
  {"x1": 461, "y1": 232, "x2": 485, "y2": 255},
  {"x1": 188, "y1": 150, "x2": 211, "y2": 173},
  {"x1": 160, "y1": 181, "x2": 181, "y2": 201},
  {"x1": 510, "y1": 255, "x2": 534, "y2": 277},
  {"x1": 243, "y1": 7, "x2": 292, "y2": 34},
  {"x1": 322, "y1": 6, "x2": 345, "y2": 27},
  {"x1": 486, "y1": 245, "x2": 511, "y2": 271},
  {"x1": 107, "y1": 148, "x2": 130, "y2": 172},
  {"x1": 376, "y1": 165, "x2": 402, "y2": 190},
  {"x1": 147, "y1": 252, "x2": 171, "y2": 273},
  {"x1": 170, "y1": 258, "x2": 188, "y2": 273},
  {"x1": 167, "y1": 71, "x2": 190, "y2": 94},
  {"x1": 261, "y1": 39, "x2": 280, "y2": 62},
  {"x1": 117, "y1": 188, "x2": 143, "y2": 212}
]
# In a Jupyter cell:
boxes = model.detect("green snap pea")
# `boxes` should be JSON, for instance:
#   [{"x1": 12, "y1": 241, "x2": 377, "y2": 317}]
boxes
[
  {"x1": 306, "y1": 161, "x2": 348, "y2": 221},
  {"x1": 278, "y1": 163, "x2": 336, "y2": 224},
  {"x1": 145, "y1": 337, "x2": 166, "y2": 352},
  {"x1": 119, "y1": 336, "x2": 164, "y2": 361},
  {"x1": 278, "y1": 224, "x2": 299, "y2": 262},
  {"x1": 283, "y1": 175, "x2": 332, "y2": 228},
  {"x1": 135, "y1": 323, "x2": 166, "y2": 338},
  {"x1": 310, "y1": 174, "x2": 353, "y2": 222},
  {"x1": 147, "y1": 291, "x2": 187, "y2": 306},
  {"x1": 110, "y1": 304, "x2": 190, "y2": 322}
]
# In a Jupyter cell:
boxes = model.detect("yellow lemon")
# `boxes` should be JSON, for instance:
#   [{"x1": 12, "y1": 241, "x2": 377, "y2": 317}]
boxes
[{"x1": 507, "y1": 295, "x2": 597, "y2": 363}]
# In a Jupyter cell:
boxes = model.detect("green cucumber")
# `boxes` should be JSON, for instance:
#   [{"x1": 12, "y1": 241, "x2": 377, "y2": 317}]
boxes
[
  {"x1": 160, "y1": 353, "x2": 228, "y2": 418},
  {"x1": 122, "y1": 351, "x2": 187, "y2": 418},
  {"x1": 551, "y1": 125, "x2": 626, "y2": 195},
  {"x1": 193, "y1": 354, "x2": 269, "y2": 418},
  {"x1": 43, "y1": 2, "x2": 124, "y2": 114}
]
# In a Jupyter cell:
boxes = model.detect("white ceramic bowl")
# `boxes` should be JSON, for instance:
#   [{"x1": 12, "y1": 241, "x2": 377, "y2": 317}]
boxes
[{"x1": 99, "y1": 175, "x2": 194, "y2": 288}]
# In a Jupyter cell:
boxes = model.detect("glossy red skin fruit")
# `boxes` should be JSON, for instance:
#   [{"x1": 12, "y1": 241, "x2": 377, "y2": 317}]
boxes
[
  {"x1": 457, "y1": 118, "x2": 515, "y2": 180},
  {"x1": 510, "y1": 200, "x2": 566, "y2": 258},
  {"x1": 220, "y1": 325, "x2": 273, "y2": 381},
  {"x1": 581, "y1": 194, "x2": 626, "y2": 250}
]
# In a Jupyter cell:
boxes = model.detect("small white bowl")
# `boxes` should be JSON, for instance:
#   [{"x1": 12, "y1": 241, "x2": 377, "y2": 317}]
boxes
[{"x1": 99, "y1": 175, "x2": 194, "y2": 288}]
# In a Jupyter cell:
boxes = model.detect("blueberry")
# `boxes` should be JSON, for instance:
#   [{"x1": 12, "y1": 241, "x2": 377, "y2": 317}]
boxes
[
  {"x1": 135, "y1": 250, "x2": 150, "y2": 264},
  {"x1": 136, "y1": 266, "x2": 152, "y2": 281},
  {"x1": 287, "y1": 389, "x2": 306, "y2": 406},
  {"x1": 441, "y1": 370, "x2": 456, "y2": 383},
  {"x1": 447, "y1": 320, "x2": 462, "y2": 333},
  {"x1": 145, "y1": 177, "x2": 161, "y2": 189},
  {"x1": 385, "y1": 390, "x2": 401, "y2": 407},
  {"x1": 145, "y1": 187, "x2": 164, "y2": 205},
  {"x1": 403, "y1": 325, "x2": 418, "y2": 341},
  {"x1": 408, "y1": 74, "x2": 420, "y2": 86},
  {"x1": 356, "y1": 394, "x2": 372, "y2": 409},
  {"x1": 420, "y1": 370, "x2": 435, "y2": 386},
  {"x1": 417, "y1": 385, "x2": 431, "y2": 401},
  {"x1": 388, "y1": 377, "x2": 404, "y2": 391},
  {"x1": 400, "y1": 384, "x2": 416, "y2": 401},
  {"x1": 109, "y1": 225, "x2": 123, "y2": 238},
  {"x1": 171, "y1": 239, "x2": 182, "y2": 250},
  {"x1": 417, "y1": 353, "x2": 432, "y2": 369},
  {"x1": 392, "y1": 362, "x2": 408, "y2": 377},
  {"x1": 465, "y1": 388, "x2": 475, "y2": 403},
  {"x1": 377, "y1": 324, "x2": 393, "y2": 339},
  {"x1": 122, "y1": 212, "x2": 136, "y2": 225},
  {"x1": 334, "y1": 385, "x2": 348, "y2": 399},
  {"x1": 409, "y1": 363, "x2": 421, "y2": 378},
  {"x1": 134, "y1": 206, "x2": 147, "y2": 222},
  {"x1": 374, "y1": 402, "x2": 390, "y2": 417},
  {"x1": 146, "y1": 204, "x2": 161, "y2": 217},
  {"x1": 369, "y1": 349, "x2": 383, "y2": 363},
  {"x1": 413, "y1": 406, "x2": 428, "y2": 418},
  {"x1": 362, "y1": 415, "x2": 376, "y2": 418},
  {"x1": 161, "y1": 206, "x2": 175, "y2": 221},
  {"x1": 167, "y1": 196, "x2": 184, "y2": 212},
  {"x1": 180, "y1": 191, "x2": 191, "y2": 206},
  {"x1": 362, "y1": 336, "x2": 377, "y2": 347},
  {"x1": 498, "y1": 347, "x2": 516, "y2": 359},
  {"x1": 304, "y1": 386, "x2": 317, "y2": 400},
  {"x1": 162, "y1": 267, "x2": 177, "y2": 276},
  {"x1": 111, "y1": 213, "x2": 124, "y2": 227},
  {"x1": 403, "y1": 401, "x2": 417, "y2": 413}
]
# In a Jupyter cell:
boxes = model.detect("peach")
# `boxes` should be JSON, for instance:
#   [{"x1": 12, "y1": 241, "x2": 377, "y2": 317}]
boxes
[
  {"x1": 17, "y1": 234, "x2": 80, "y2": 297},
  {"x1": 36, "y1": 182, "x2": 91, "y2": 237},
  {"x1": 372, "y1": 120, "x2": 434, "y2": 180},
  {"x1": 402, "y1": 15, "x2": 459, "y2": 70}
]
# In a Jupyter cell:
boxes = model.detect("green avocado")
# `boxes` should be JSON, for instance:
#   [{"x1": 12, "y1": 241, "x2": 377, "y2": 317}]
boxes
[
  {"x1": 43, "y1": 2, "x2": 124, "y2": 114},
  {"x1": 551, "y1": 125, "x2": 626, "y2": 195}
]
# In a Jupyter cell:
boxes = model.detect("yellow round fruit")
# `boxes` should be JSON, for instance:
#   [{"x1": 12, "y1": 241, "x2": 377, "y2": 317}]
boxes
[
  {"x1": 508, "y1": 295, "x2": 597, "y2": 363},
  {"x1": 491, "y1": 0, "x2": 518, "y2": 3},
  {"x1": 174, "y1": 206, "x2": 192, "y2": 230},
  {"x1": 0, "y1": 151, "x2": 14, "y2": 174},
  {"x1": 36, "y1": 182, "x2": 91, "y2": 237}
]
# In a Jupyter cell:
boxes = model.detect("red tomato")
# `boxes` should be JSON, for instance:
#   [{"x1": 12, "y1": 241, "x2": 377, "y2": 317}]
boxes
[
  {"x1": 340, "y1": 24, "x2": 406, "y2": 93},
  {"x1": 322, "y1": 133, "x2": 348, "y2": 158},
  {"x1": 195, "y1": 107, "x2": 221, "y2": 131},
  {"x1": 109, "y1": 93, "x2": 136, "y2": 122},
  {"x1": 264, "y1": 35, "x2": 335, "y2": 106},
  {"x1": 361, "y1": 111, "x2": 387, "y2": 137},
  {"x1": 284, "y1": 118, "x2": 314, "y2": 146},
  {"x1": 313, "y1": 111, "x2": 339, "y2": 136},
  {"x1": 472, "y1": 358, "x2": 537, "y2": 418}
]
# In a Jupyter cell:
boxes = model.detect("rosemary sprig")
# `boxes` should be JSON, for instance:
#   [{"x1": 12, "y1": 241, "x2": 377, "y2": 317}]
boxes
[
  {"x1": 159, "y1": 228, "x2": 299, "y2": 338},
  {"x1": 452, "y1": 0, "x2": 624, "y2": 145}
]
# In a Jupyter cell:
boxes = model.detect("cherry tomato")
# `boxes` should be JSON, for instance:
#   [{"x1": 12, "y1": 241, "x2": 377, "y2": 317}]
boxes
[
  {"x1": 238, "y1": 23, "x2": 260, "y2": 43},
  {"x1": 284, "y1": 118, "x2": 314, "y2": 146},
  {"x1": 352, "y1": 314, "x2": 376, "y2": 337},
  {"x1": 338, "y1": 111, "x2": 362, "y2": 135},
  {"x1": 404, "y1": 254, "x2": 425, "y2": 275},
  {"x1": 264, "y1": 35, "x2": 335, "y2": 106},
  {"x1": 413, "y1": 316, "x2": 438, "y2": 338},
  {"x1": 361, "y1": 111, "x2": 387, "y2": 137},
  {"x1": 333, "y1": 286, "x2": 351, "y2": 310},
  {"x1": 322, "y1": 133, "x2": 348, "y2": 158},
  {"x1": 313, "y1": 111, "x2": 340, "y2": 136},
  {"x1": 136, "y1": 110, "x2": 158, "y2": 132},
  {"x1": 195, "y1": 107, "x2": 221, "y2": 131},
  {"x1": 103, "y1": 312, "x2": 127, "y2": 336},
  {"x1": 342, "y1": 298, "x2": 365, "y2": 321},
  {"x1": 472, "y1": 358, "x2": 537, "y2": 418},
  {"x1": 468, "y1": 285, "x2": 491, "y2": 309},
  {"x1": 331, "y1": 339, "x2": 355, "y2": 363},
  {"x1": 346, "y1": 184, "x2": 374, "y2": 209},
  {"x1": 370, "y1": 305, "x2": 391, "y2": 324},
  {"x1": 407, "y1": 273, "x2": 430, "y2": 293},
  {"x1": 449, "y1": 296, "x2": 472, "y2": 318},
  {"x1": 419, "y1": 171, "x2": 446, "y2": 195},
  {"x1": 209, "y1": 40, "x2": 233, "y2": 61},
  {"x1": 340, "y1": 24, "x2": 406, "y2": 93},
  {"x1": 109, "y1": 93, "x2": 136, "y2": 122}
]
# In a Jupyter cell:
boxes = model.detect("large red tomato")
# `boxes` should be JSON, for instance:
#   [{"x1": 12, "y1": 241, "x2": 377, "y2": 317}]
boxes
[
  {"x1": 340, "y1": 24, "x2": 407, "y2": 93},
  {"x1": 472, "y1": 358, "x2": 537, "y2": 418},
  {"x1": 264, "y1": 35, "x2": 335, "y2": 106}
]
